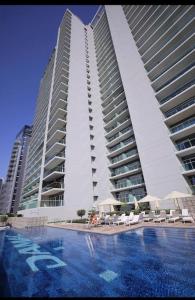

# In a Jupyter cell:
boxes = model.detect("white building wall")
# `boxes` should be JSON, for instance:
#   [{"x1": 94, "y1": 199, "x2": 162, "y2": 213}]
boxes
[
  {"x1": 105, "y1": 5, "x2": 189, "y2": 206},
  {"x1": 63, "y1": 15, "x2": 94, "y2": 219}
]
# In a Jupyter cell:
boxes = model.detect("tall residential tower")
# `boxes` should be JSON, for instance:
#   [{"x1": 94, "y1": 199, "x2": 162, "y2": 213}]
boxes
[
  {"x1": 18, "y1": 5, "x2": 195, "y2": 220},
  {"x1": 0, "y1": 125, "x2": 32, "y2": 214}
]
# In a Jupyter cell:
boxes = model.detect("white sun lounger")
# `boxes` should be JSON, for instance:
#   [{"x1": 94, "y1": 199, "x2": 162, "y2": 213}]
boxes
[
  {"x1": 167, "y1": 211, "x2": 180, "y2": 223},
  {"x1": 154, "y1": 211, "x2": 166, "y2": 223}
]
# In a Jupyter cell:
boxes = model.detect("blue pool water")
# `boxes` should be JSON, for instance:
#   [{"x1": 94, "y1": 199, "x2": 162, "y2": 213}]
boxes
[{"x1": 0, "y1": 226, "x2": 195, "y2": 297}]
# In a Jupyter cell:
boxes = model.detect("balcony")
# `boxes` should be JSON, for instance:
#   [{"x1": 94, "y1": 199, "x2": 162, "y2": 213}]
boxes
[
  {"x1": 111, "y1": 178, "x2": 144, "y2": 193},
  {"x1": 160, "y1": 84, "x2": 195, "y2": 112},
  {"x1": 102, "y1": 90, "x2": 125, "y2": 114},
  {"x1": 50, "y1": 99, "x2": 67, "y2": 115},
  {"x1": 45, "y1": 139, "x2": 65, "y2": 158},
  {"x1": 103, "y1": 99, "x2": 126, "y2": 122},
  {"x1": 110, "y1": 166, "x2": 141, "y2": 180},
  {"x1": 47, "y1": 129, "x2": 66, "y2": 149},
  {"x1": 182, "y1": 158, "x2": 195, "y2": 176},
  {"x1": 144, "y1": 19, "x2": 194, "y2": 71},
  {"x1": 41, "y1": 182, "x2": 64, "y2": 196},
  {"x1": 157, "y1": 68, "x2": 195, "y2": 104},
  {"x1": 140, "y1": 6, "x2": 193, "y2": 60},
  {"x1": 107, "y1": 137, "x2": 136, "y2": 158},
  {"x1": 104, "y1": 107, "x2": 129, "y2": 129},
  {"x1": 40, "y1": 198, "x2": 64, "y2": 207},
  {"x1": 43, "y1": 165, "x2": 65, "y2": 182},
  {"x1": 102, "y1": 86, "x2": 124, "y2": 109},
  {"x1": 106, "y1": 127, "x2": 133, "y2": 148},
  {"x1": 109, "y1": 150, "x2": 138, "y2": 168},
  {"x1": 44, "y1": 154, "x2": 65, "y2": 170},
  {"x1": 175, "y1": 135, "x2": 195, "y2": 157},
  {"x1": 49, "y1": 108, "x2": 67, "y2": 129},
  {"x1": 151, "y1": 49, "x2": 195, "y2": 90},
  {"x1": 105, "y1": 118, "x2": 131, "y2": 139},
  {"x1": 169, "y1": 116, "x2": 195, "y2": 140},
  {"x1": 164, "y1": 97, "x2": 195, "y2": 127},
  {"x1": 48, "y1": 118, "x2": 66, "y2": 138}
]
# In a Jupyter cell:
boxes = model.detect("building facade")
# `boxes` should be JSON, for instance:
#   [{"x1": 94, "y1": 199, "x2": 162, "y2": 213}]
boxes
[
  {"x1": 18, "y1": 5, "x2": 195, "y2": 220},
  {"x1": 0, "y1": 125, "x2": 32, "y2": 214}
]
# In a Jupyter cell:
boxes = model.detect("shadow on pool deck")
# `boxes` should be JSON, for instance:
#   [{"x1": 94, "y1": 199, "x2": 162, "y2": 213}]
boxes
[{"x1": 47, "y1": 221, "x2": 195, "y2": 235}]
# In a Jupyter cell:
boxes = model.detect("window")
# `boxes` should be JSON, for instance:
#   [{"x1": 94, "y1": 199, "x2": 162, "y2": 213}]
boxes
[{"x1": 90, "y1": 134, "x2": 94, "y2": 140}]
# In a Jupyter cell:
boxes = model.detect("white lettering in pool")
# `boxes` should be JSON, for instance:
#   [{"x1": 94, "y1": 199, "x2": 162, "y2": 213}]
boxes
[{"x1": 5, "y1": 234, "x2": 66, "y2": 272}]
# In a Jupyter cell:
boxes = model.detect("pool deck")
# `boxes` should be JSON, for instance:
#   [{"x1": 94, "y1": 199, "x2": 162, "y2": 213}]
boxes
[{"x1": 47, "y1": 221, "x2": 195, "y2": 235}]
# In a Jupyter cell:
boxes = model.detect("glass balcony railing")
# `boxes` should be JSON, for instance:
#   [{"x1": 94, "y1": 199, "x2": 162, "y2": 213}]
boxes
[
  {"x1": 165, "y1": 96, "x2": 195, "y2": 118},
  {"x1": 111, "y1": 162, "x2": 141, "y2": 177},
  {"x1": 45, "y1": 151, "x2": 65, "y2": 165},
  {"x1": 109, "y1": 137, "x2": 135, "y2": 152},
  {"x1": 155, "y1": 63, "x2": 195, "y2": 93},
  {"x1": 176, "y1": 136, "x2": 195, "y2": 151},
  {"x1": 111, "y1": 149, "x2": 138, "y2": 164},
  {"x1": 106, "y1": 117, "x2": 130, "y2": 134},
  {"x1": 107, "y1": 125, "x2": 132, "y2": 143},
  {"x1": 42, "y1": 182, "x2": 64, "y2": 192},
  {"x1": 160, "y1": 79, "x2": 195, "y2": 105},
  {"x1": 182, "y1": 158, "x2": 195, "y2": 171},
  {"x1": 150, "y1": 47, "x2": 194, "y2": 81},
  {"x1": 114, "y1": 177, "x2": 144, "y2": 189},
  {"x1": 40, "y1": 198, "x2": 64, "y2": 207},
  {"x1": 44, "y1": 165, "x2": 65, "y2": 178},
  {"x1": 170, "y1": 117, "x2": 195, "y2": 134}
]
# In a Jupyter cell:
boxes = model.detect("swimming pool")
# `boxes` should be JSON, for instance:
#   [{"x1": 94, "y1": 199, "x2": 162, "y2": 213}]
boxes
[{"x1": 0, "y1": 226, "x2": 195, "y2": 297}]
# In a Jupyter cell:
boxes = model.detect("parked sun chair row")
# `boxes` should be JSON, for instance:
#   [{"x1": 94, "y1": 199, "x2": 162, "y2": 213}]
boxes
[{"x1": 143, "y1": 209, "x2": 194, "y2": 223}]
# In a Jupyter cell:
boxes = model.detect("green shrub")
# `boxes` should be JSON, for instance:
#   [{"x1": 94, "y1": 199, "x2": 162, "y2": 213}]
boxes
[
  {"x1": 7, "y1": 213, "x2": 16, "y2": 217},
  {"x1": 0, "y1": 215, "x2": 8, "y2": 223},
  {"x1": 72, "y1": 218, "x2": 88, "y2": 223},
  {"x1": 165, "y1": 209, "x2": 170, "y2": 214},
  {"x1": 17, "y1": 214, "x2": 23, "y2": 217},
  {"x1": 77, "y1": 209, "x2": 86, "y2": 219}
]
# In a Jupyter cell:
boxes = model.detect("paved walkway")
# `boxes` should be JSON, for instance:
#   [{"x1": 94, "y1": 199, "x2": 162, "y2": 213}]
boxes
[{"x1": 47, "y1": 221, "x2": 195, "y2": 235}]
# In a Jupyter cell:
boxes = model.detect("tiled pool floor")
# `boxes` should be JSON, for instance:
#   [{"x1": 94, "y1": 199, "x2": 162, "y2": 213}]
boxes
[{"x1": 0, "y1": 226, "x2": 195, "y2": 297}]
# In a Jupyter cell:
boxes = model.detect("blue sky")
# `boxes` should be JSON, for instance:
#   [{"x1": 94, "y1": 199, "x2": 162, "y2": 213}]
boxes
[{"x1": 0, "y1": 5, "x2": 99, "y2": 179}]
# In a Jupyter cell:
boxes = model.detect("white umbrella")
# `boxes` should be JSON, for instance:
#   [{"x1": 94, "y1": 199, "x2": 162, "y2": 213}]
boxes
[
  {"x1": 138, "y1": 195, "x2": 161, "y2": 212},
  {"x1": 164, "y1": 191, "x2": 194, "y2": 210},
  {"x1": 98, "y1": 198, "x2": 124, "y2": 214}
]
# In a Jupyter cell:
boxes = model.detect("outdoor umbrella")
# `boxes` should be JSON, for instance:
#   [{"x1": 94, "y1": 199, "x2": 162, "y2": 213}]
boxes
[
  {"x1": 97, "y1": 198, "x2": 124, "y2": 214},
  {"x1": 164, "y1": 191, "x2": 194, "y2": 210},
  {"x1": 134, "y1": 198, "x2": 139, "y2": 210},
  {"x1": 138, "y1": 195, "x2": 161, "y2": 212}
]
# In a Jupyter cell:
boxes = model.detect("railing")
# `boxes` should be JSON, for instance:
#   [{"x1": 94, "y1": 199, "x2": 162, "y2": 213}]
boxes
[
  {"x1": 42, "y1": 182, "x2": 64, "y2": 192},
  {"x1": 111, "y1": 149, "x2": 138, "y2": 164},
  {"x1": 176, "y1": 136, "x2": 195, "y2": 151},
  {"x1": 109, "y1": 137, "x2": 135, "y2": 152},
  {"x1": 165, "y1": 96, "x2": 195, "y2": 118},
  {"x1": 155, "y1": 63, "x2": 195, "y2": 93},
  {"x1": 170, "y1": 117, "x2": 195, "y2": 134},
  {"x1": 107, "y1": 126, "x2": 132, "y2": 143},
  {"x1": 106, "y1": 117, "x2": 130, "y2": 134},
  {"x1": 40, "y1": 199, "x2": 64, "y2": 207},
  {"x1": 44, "y1": 165, "x2": 65, "y2": 178},
  {"x1": 182, "y1": 158, "x2": 195, "y2": 171},
  {"x1": 111, "y1": 162, "x2": 141, "y2": 177},
  {"x1": 150, "y1": 47, "x2": 194, "y2": 81},
  {"x1": 160, "y1": 79, "x2": 195, "y2": 105},
  {"x1": 45, "y1": 151, "x2": 65, "y2": 165},
  {"x1": 114, "y1": 178, "x2": 144, "y2": 189}
]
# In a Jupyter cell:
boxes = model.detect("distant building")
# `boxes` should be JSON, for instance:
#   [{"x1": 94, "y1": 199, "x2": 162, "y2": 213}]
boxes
[
  {"x1": 0, "y1": 125, "x2": 32, "y2": 214},
  {"x1": 19, "y1": 5, "x2": 194, "y2": 220}
]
